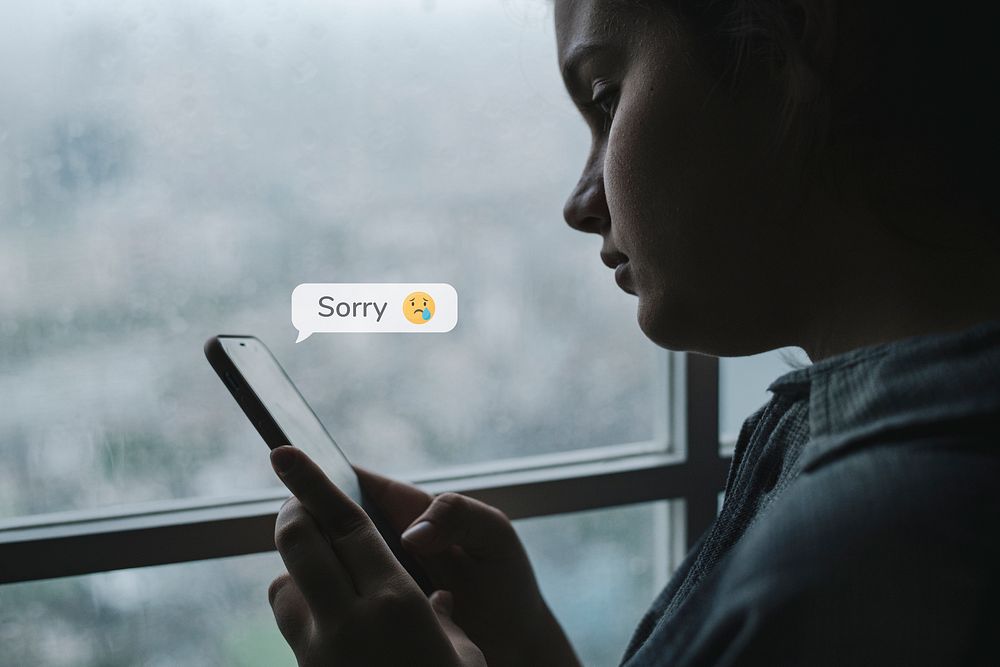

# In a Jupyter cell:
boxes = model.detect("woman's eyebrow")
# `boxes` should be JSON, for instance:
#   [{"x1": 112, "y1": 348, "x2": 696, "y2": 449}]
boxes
[{"x1": 560, "y1": 41, "x2": 610, "y2": 98}]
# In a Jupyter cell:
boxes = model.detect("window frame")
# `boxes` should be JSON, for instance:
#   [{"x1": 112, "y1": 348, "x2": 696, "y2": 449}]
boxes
[{"x1": 0, "y1": 351, "x2": 730, "y2": 585}]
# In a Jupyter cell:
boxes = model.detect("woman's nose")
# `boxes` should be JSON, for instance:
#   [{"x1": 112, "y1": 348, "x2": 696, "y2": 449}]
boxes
[{"x1": 563, "y1": 172, "x2": 610, "y2": 236}]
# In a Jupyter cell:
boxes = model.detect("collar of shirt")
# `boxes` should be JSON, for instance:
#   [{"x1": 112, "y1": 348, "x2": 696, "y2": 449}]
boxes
[{"x1": 765, "y1": 318, "x2": 1000, "y2": 471}]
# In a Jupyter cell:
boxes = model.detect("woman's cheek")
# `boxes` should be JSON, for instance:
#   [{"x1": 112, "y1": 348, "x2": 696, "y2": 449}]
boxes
[
  {"x1": 603, "y1": 118, "x2": 641, "y2": 248},
  {"x1": 604, "y1": 108, "x2": 664, "y2": 273}
]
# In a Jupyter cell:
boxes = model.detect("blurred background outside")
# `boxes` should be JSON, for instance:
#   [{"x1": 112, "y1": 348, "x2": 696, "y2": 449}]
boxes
[{"x1": 0, "y1": 1, "x2": 807, "y2": 663}]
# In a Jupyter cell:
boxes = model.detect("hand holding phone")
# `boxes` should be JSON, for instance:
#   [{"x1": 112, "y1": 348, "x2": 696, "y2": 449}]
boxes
[
  {"x1": 206, "y1": 335, "x2": 580, "y2": 667},
  {"x1": 204, "y1": 334, "x2": 434, "y2": 594},
  {"x1": 266, "y1": 443, "x2": 487, "y2": 667}
]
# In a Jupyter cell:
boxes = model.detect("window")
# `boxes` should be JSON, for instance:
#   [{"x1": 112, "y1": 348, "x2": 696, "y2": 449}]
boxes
[
  {"x1": 0, "y1": 502, "x2": 677, "y2": 667},
  {"x1": 1, "y1": 1, "x2": 747, "y2": 664},
  {"x1": 719, "y1": 347, "x2": 810, "y2": 451},
  {"x1": 0, "y1": 0, "x2": 663, "y2": 520}
]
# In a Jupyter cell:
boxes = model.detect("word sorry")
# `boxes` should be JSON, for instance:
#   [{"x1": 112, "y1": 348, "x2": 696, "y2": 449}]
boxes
[{"x1": 317, "y1": 296, "x2": 388, "y2": 322}]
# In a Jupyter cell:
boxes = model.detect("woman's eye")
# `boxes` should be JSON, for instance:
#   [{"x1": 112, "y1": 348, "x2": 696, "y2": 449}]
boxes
[
  {"x1": 597, "y1": 94, "x2": 617, "y2": 118},
  {"x1": 588, "y1": 88, "x2": 619, "y2": 132}
]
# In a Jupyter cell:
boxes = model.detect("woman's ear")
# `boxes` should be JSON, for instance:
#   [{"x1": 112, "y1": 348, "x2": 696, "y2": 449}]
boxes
[{"x1": 764, "y1": 0, "x2": 841, "y2": 155}]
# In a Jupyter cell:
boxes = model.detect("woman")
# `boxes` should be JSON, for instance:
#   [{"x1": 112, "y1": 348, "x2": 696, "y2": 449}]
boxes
[{"x1": 264, "y1": 0, "x2": 1000, "y2": 664}]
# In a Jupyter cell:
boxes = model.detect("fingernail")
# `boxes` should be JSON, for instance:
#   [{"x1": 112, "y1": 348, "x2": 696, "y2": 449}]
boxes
[
  {"x1": 401, "y1": 520, "x2": 436, "y2": 547},
  {"x1": 270, "y1": 446, "x2": 297, "y2": 475}
]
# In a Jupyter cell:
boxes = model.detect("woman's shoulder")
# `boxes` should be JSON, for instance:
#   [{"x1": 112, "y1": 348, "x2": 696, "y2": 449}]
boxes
[
  {"x1": 694, "y1": 428, "x2": 1000, "y2": 664},
  {"x1": 655, "y1": 425, "x2": 1000, "y2": 667},
  {"x1": 732, "y1": 424, "x2": 1000, "y2": 587}
]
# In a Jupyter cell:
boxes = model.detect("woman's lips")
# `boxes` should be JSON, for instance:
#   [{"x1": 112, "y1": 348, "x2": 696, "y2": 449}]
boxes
[{"x1": 615, "y1": 261, "x2": 637, "y2": 295}]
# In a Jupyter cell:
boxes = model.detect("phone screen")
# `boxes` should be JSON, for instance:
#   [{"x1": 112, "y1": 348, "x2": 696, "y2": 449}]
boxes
[{"x1": 219, "y1": 336, "x2": 362, "y2": 502}]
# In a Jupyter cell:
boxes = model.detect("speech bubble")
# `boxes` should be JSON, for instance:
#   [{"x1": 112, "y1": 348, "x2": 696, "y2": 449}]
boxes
[{"x1": 292, "y1": 283, "x2": 458, "y2": 342}]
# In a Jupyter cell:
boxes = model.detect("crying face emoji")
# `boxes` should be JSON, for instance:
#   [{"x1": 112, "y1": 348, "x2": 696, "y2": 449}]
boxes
[{"x1": 403, "y1": 291, "x2": 435, "y2": 324}]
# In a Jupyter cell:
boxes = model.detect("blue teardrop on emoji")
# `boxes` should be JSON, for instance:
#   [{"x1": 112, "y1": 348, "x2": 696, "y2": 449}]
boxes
[{"x1": 422, "y1": 307, "x2": 431, "y2": 320}]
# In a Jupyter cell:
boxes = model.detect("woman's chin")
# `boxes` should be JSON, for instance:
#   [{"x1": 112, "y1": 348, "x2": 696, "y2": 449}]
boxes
[
  {"x1": 635, "y1": 294, "x2": 664, "y2": 345},
  {"x1": 636, "y1": 291, "x2": 693, "y2": 351}
]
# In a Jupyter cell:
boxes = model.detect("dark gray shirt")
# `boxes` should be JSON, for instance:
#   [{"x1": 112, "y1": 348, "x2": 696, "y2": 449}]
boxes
[{"x1": 621, "y1": 319, "x2": 1000, "y2": 666}]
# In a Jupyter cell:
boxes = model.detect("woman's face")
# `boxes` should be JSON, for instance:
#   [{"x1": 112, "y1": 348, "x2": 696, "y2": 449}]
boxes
[{"x1": 555, "y1": 0, "x2": 813, "y2": 356}]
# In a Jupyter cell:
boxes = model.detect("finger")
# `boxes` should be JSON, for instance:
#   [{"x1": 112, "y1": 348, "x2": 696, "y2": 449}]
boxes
[
  {"x1": 268, "y1": 572, "x2": 313, "y2": 647},
  {"x1": 275, "y1": 496, "x2": 356, "y2": 616},
  {"x1": 429, "y1": 589, "x2": 453, "y2": 616},
  {"x1": 354, "y1": 464, "x2": 433, "y2": 534},
  {"x1": 400, "y1": 492, "x2": 522, "y2": 560},
  {"x1": 354, "y1": 465, "x2": 459, "y2": 587},
  {"x1": 430, "y1": 590, "x2": 486, "y2": 666},
  {"x1": 271, "y1": 446, "x2": 407, "y2": 596}
]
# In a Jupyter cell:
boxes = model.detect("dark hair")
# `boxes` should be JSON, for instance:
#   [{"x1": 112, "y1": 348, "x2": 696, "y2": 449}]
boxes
[{"x1": 649, "y1": 1, "x2": 1000, "y2": 251}]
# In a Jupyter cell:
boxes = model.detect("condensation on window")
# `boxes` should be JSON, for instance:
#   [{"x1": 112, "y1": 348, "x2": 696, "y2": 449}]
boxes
[{"x1": 0, "y1": 0, "x2": 660, "y2": 519}]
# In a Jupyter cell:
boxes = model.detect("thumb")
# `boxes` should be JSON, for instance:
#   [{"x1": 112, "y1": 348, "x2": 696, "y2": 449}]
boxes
[
  {"x1": 400, "y1": 492, "x2": 521, "y2": 559},
  {"x1": 429, "y1": 589, "x2": 454, "y2": 617},
  {"x1": 430, "y1": 590, "x2": 486, "y2": 666}
]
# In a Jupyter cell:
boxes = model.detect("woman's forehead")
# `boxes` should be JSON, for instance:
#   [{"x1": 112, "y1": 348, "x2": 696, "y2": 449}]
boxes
[
  {"x1": 555, "y1": 0, "x2": 630, "y2": 47},
  {"x1": 554, "y1": 0, "x2": 632, "y2": 68}
]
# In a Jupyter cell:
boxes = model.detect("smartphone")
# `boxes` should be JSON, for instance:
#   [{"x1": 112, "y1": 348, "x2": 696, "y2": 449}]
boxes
[{"x1": 204, "y1": 334, "x2": 434, "y2": 595}]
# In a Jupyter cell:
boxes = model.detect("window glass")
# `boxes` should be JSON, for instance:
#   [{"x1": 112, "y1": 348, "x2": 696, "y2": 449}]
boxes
[
  {"x1": 519, "y1": 501, "x2": 673, "y2": 666},
  {"x1": 0, "y1": 0, "x2": 662, "y2": 519},
  {"x1": 0, "y1": 501, "x2": 672, "y2": 667},
  {"x1": 718, "y1": 347, "x2": 810, "y2": 448}
]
